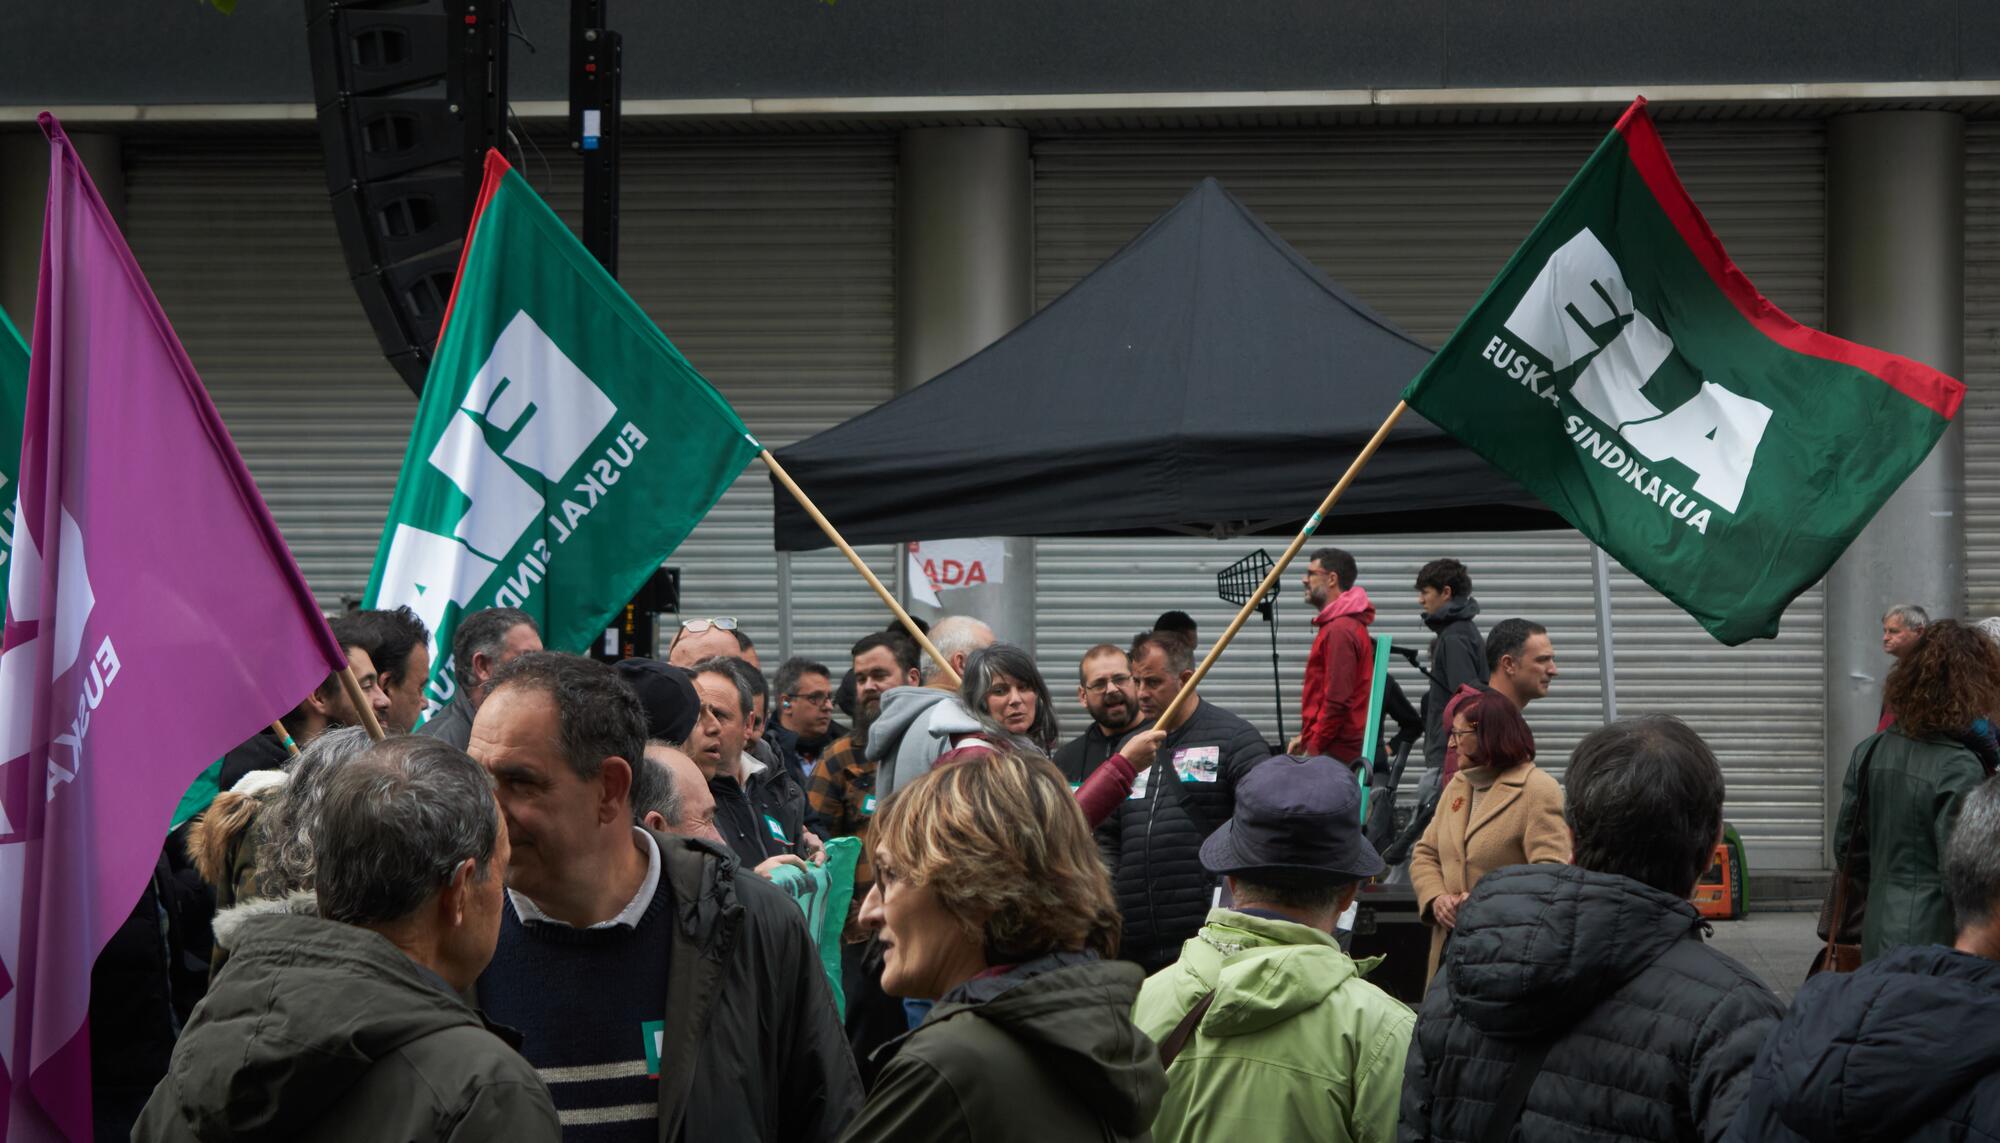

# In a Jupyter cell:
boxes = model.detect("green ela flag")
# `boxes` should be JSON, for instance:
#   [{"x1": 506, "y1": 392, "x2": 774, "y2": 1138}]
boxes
[
  {"x1": 365, "y1": 151, "x2": 761, "y2": 716},
  {"x1": 1402, "y1": 99, "x2": 1963, "y2": 644},
  {"x1": 1, "y1": 304, "x2": 26, "y2": 571}
]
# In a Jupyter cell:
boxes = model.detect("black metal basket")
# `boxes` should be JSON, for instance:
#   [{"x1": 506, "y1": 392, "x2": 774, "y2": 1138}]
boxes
[{"x1": 1216, "y1": 548, "x2": 1279, "y2": 612}]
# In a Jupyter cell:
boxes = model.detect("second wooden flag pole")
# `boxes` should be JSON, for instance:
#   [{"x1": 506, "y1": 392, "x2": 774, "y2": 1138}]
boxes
[{"x1": 1150, "y1": 401, "x2": 1409, "y2": 734}]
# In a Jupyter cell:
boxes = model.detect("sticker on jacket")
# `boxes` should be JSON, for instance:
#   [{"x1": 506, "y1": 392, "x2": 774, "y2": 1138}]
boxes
[
  {"x1": 1128, "y1": 766, "x2": 1151, "y2": 800},
  {"x1": 862, "y1": 795, "x2": 877, "y2": 816},
  {"x1": 1172, "y1": 746, "x2": 1221, "y2": 783},
  {"x1": 643, "y1": 1019, "x2": 665, "y2": 1078},
  {"x1": 764, "y1": 815, "x2": 789, "y2": 843}
]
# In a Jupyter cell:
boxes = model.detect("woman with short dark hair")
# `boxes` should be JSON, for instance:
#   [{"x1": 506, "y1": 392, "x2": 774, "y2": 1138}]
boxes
[
  {"x1": 1835, "y1": 618, "x2": 2000, "y2": 962},
  {"x1": 839, "y1": 751, "x2": 1166, "y2": 1143},
  {"x1": 1408, "y1": 685, "x2": 1568, "y2": 985}
]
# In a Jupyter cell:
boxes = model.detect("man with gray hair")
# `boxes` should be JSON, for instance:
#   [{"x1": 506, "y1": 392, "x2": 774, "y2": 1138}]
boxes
[
  {"x1": 137, "y1": 737, "x2": 559, "y2": 1141},
  {"x1": 1877, "y1": 603, "x2": 1931, "y2": 731},
  {"x1": 417, "y1": 606, "x2": 543, "y2": 749},
  {"x1": 1400, "y1": 716, "x2": 1782, "y2": 1142},
  {"x1": 866, "y1": 614, "x2": 995, "y2": 793},
  {"x1": 1726, "y1": 775, "x2": 2000, "y2": 1140},
  {"x1": 469, "y1": 651, "x2": 860, "y2": 1141}
]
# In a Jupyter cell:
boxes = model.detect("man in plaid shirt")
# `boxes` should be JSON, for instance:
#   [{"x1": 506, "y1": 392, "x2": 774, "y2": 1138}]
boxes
[{"x1": 806, "y1": 631, "x2": 921, "y2": 896}]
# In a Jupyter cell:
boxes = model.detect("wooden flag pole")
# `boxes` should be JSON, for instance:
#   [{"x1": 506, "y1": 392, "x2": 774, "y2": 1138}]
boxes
[
  {"x1": 761, "y1": 449, "x2": 963, "y2": 689},
  {"x1": 270, "y1": 721, "x2": 301, "y2": 758},
  {"x1": 1152, "y1": 400, "x2": 1410, "y2": 733},
  {"x1": 336, "y1": 664, "x2": 389, "y2": 741}
]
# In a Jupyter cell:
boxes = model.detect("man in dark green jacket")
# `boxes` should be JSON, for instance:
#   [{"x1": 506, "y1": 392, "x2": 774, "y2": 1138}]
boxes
[{"x1": 135, "y1": 737, "x2": 558, "y2": 1142}]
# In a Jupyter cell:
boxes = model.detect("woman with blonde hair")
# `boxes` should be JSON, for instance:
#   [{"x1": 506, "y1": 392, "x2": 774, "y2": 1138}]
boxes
[{"x1": 840, "y1": 751, "x2": 1166, "y2": 1143}]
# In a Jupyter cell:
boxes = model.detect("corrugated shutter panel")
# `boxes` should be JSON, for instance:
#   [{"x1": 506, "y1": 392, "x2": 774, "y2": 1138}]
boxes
[
  {"x1": 123, "y1": 135, "x2": 898, "y2": 674},
  {"x1": 1033, "y1": 122, "x2": 1828, "y2": 870},
  {"x1": 123, "y1": 138, "x2": 415, "y2": 612},
  {"x1": 1966, "y1": 123, "x2": 2000, "y2": 614}
]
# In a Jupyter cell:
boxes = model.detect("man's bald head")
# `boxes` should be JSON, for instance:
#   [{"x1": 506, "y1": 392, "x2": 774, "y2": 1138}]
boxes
[
  {"x1": 640, "y1": 742, "x2": 722, "y2": 845},
  {"x1": 667, "y1": 624, "x2": 742, "y2": 669}
]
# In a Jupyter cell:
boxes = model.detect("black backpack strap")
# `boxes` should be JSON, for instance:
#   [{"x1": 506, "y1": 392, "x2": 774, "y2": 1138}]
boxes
[
  {"x1": 1156, "y1": 990, "x2": 1218, "y2": 1069},
  {"x1": 1479, "y1": 1036, "x2": 1555, "y2": 1143}
]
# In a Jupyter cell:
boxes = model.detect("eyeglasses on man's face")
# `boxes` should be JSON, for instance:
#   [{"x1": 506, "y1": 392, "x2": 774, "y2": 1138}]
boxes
[
  {"x1": 1082, "y1": 673, "x2": 1133, "y2": 694},
  {"x1": 786, "y1": 691, "x2": 835, "y2": 708}
]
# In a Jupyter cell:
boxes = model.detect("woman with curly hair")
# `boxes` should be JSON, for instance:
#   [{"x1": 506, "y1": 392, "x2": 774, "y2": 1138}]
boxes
[
  {"x1": 840, "y1": 751, "x2": 1167, "y2": 1143},
  {"x1": 1836, "y1": 618, "x2": 2000, "y2": 962}
]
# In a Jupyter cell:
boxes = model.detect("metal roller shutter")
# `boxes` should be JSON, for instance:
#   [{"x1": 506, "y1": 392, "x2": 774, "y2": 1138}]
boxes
[
  {"x1": 123, "y1": 137, "x2": 416, "y2": 612},
  {"x1": 1033, "y1": 121, "x2": 1828, "y2": 870},
  {"x1": 123, "y1": 133, "x2": 899, "y2": 675},
  {"x1": 1966, "y1": 123, "x2": 2000, "y2": 615}
]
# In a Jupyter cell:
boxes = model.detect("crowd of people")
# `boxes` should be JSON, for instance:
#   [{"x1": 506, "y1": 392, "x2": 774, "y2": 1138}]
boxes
[{"x1": 95, "y1": 552, "x2": 2000, "y2": 1142}]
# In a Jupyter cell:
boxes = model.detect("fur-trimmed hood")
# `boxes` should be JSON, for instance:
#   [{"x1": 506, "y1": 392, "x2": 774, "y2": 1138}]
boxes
[
  {"x1": 211, "y1": 890, "x2": 318, "y2": 953},
  {"x1": 188, "y1": 770, "x2": 287, "y2": 889}
]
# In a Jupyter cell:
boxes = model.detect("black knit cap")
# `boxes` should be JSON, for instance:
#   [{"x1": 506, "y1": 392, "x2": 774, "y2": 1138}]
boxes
[{"x1": 613, "y1": 658, "x2": 701, "y2": 744}]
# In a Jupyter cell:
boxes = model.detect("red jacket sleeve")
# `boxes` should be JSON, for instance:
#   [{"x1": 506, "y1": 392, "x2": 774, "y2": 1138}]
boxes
[
  {"x1": 1073, "y1": 753, "x2": 1137, "y2": 829},
  {"x1": 1299, "y1": 625, "x2": 1330, "y2": 748},
  {"x1": 1307, "y1": 621, "x2": 1366, "y2": 756}
]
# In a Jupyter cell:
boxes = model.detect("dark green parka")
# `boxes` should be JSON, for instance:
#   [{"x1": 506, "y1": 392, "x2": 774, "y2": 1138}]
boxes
[
  {"x1": 839, "y1": 952, "x2": 1167, "y2": 1143},
  {"x1": 134, "y1": 903, "x2": 558, "y2": 1142},
  {"x1": 1835, "y1": 727, "x2": 1989, "y2": 962}
]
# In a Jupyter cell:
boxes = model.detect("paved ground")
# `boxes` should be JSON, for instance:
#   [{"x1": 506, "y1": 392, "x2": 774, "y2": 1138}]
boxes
[{"x1": 1704, "y1": 909, "x2": 1820, "y2": 1004}]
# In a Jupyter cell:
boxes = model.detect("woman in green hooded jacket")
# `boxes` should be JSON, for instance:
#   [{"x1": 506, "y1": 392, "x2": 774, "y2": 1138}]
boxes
[{"x1": 1835, "y1": 619, "x2": 2000, "y2": 962}]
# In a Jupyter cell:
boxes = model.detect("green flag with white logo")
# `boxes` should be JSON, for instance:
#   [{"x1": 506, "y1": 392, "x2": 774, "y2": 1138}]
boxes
[
  {"x1": 364, "y1": 151, "x2": 761, "y2": 717},
  {"x1": 1402, "y1": 99, "x2": 1964, "y2": 645},
  {"x1": 1, "y1": 304, "x2": 26, "y2": 571}
]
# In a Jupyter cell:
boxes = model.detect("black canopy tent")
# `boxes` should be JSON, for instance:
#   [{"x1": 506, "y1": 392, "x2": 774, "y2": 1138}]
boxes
[{"x1": 770, "y1": 178, "x2": 1560, "y2": 550}]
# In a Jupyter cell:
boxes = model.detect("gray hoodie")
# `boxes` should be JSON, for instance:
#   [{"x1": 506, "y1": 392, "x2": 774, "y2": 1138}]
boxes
[{"x1": 865, "y1": 685, "x2": 986, "y2": 795}]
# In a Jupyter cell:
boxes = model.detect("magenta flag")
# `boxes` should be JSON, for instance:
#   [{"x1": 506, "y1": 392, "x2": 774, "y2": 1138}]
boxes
[{"x1": 0, "y1": 115, "x2": 347, "y2": 1141}]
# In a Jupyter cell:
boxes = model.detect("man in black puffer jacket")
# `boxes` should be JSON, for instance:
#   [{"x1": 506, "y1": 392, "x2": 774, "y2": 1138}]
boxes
[
  {"x1": 1726, "y1": 776, "x2": 2000, "y2": 1142},
  {"x1": 1096, "y1": 632, "x2": 1269, "y2": 973},
  {"x1": 1400, "y1": 716, "x2": 1781, "y2": 1143}
]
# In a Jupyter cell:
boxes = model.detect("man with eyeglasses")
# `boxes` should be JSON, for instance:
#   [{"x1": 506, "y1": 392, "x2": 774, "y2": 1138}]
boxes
[
  {"x1": 1288, "y1": 546, "x2": 1376, "y2": 764},
  {"x1": 1055, "y1": 644, "x2": 1142, "y2": 785},
  {"x1": 667, "y1": 615, "x2": 754, "y2": 669},
  {"x1": 773, "y1": 656, "x2": 846, "y2": 778}
]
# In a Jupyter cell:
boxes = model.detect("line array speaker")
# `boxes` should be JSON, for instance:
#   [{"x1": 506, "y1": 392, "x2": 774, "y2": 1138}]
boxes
[{"x1": 304, "y1": 0, "x2": 508, "y2": 393}]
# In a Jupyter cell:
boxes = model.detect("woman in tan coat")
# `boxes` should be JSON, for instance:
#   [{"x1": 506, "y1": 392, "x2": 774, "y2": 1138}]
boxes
[{"x1": 1410, "y1": 685, "x2": 1569, "y2": 984}]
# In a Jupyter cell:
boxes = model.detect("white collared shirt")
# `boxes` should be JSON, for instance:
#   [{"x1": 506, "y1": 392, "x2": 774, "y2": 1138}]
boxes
[{"x1": 508, "y1": 826, "x2": 662, "y2": 930}]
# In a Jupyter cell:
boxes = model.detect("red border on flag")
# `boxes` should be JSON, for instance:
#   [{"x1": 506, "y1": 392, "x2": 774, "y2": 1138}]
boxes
[
  {"x1": 1615, "y1": 98, "x2": 1964, "y2": 421},
  {"x1": 433, "y1": 148, "x2": 514, "y2": 351}
]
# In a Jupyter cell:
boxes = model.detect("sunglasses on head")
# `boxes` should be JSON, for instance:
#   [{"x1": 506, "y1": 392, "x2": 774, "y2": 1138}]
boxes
[{"x1": 679, "y1": 617, "x2": 739, "y2": 634}]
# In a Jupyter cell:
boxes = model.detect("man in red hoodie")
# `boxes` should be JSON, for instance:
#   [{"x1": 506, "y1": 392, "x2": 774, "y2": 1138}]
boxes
[{"x1": 1289, "y1": 547, "x2": 1375, "y2": 762}]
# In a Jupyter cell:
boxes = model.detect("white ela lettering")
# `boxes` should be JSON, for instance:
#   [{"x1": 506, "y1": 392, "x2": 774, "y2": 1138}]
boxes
[
  {"x1": 1496, "y1": 228, "x2": 1773, "y2": 521},
  {"x1": 374, "y1": 311, "x2": 621, "y2": 642}
]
